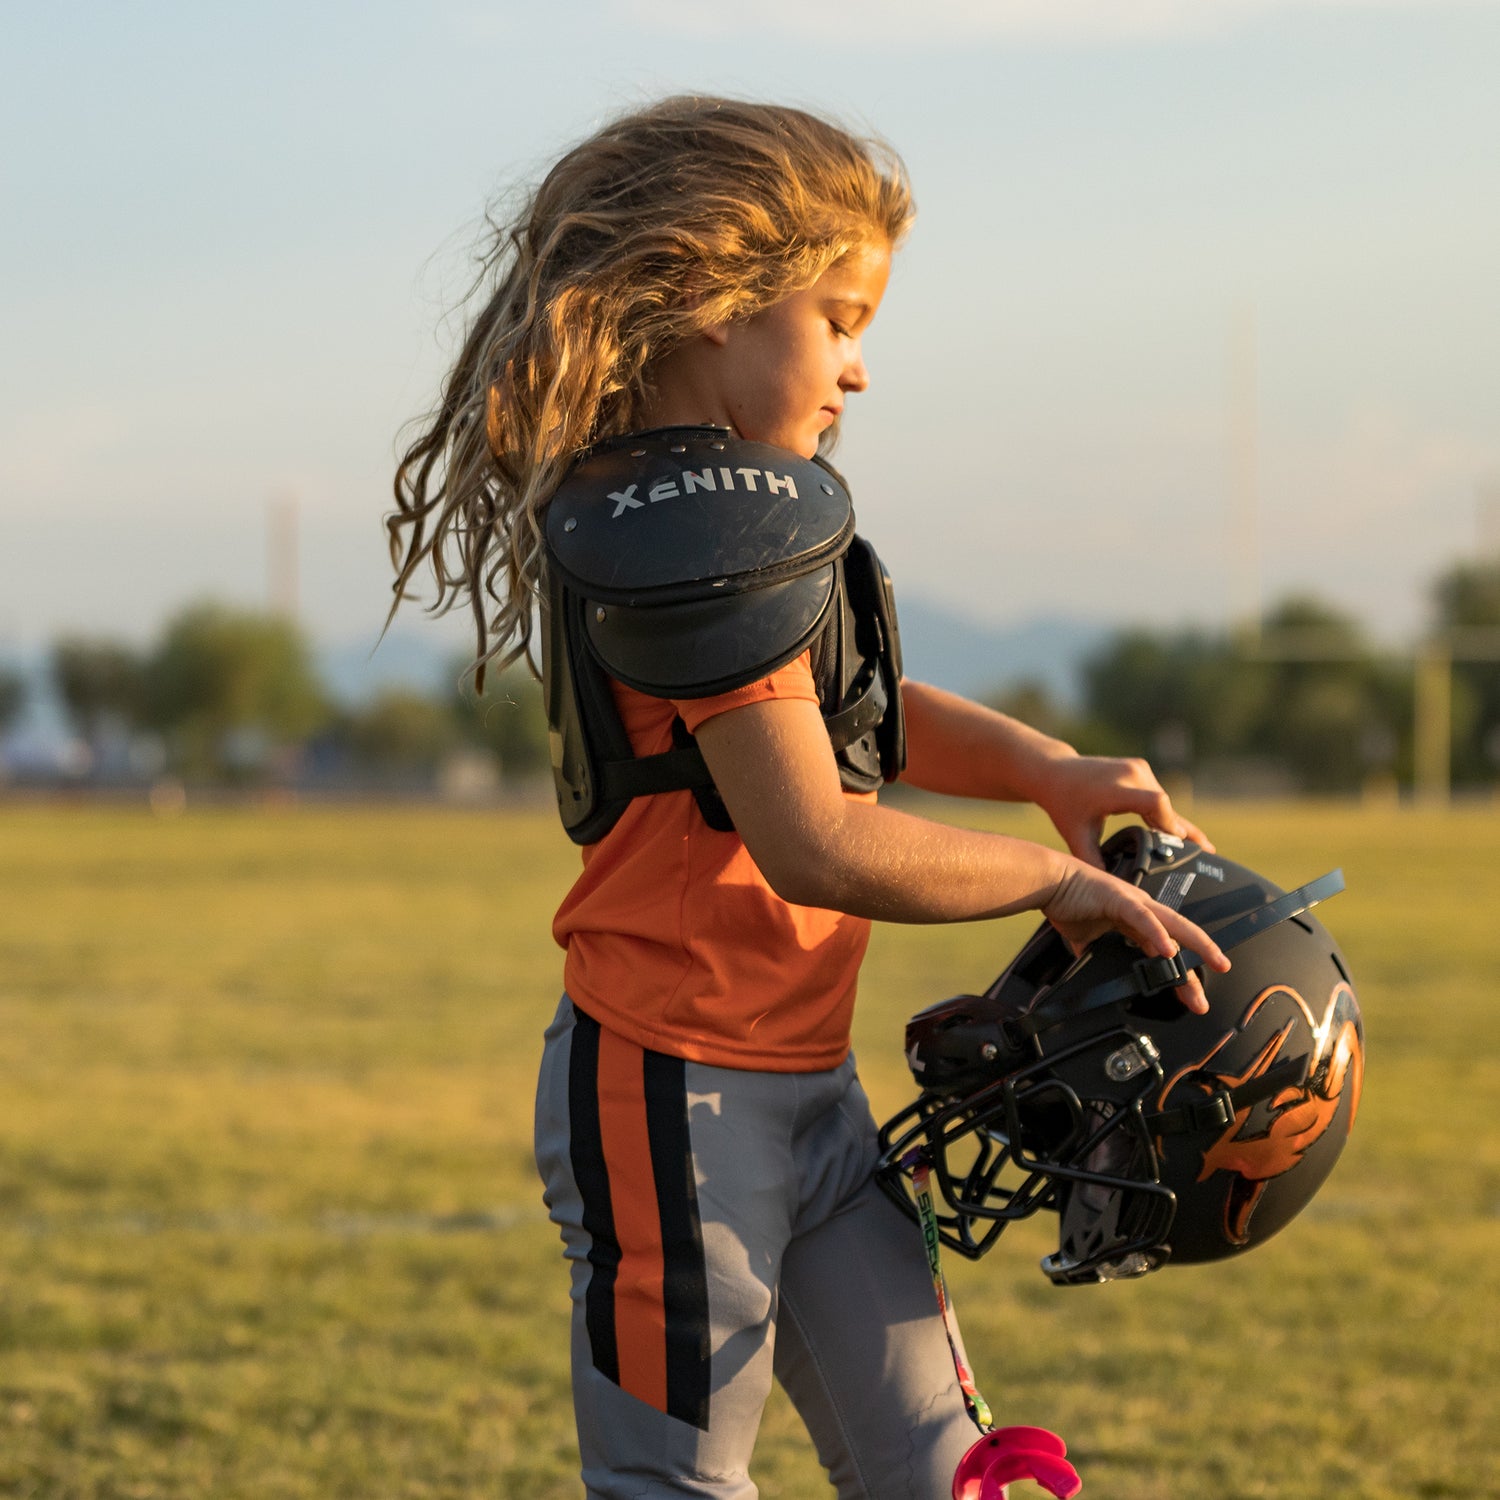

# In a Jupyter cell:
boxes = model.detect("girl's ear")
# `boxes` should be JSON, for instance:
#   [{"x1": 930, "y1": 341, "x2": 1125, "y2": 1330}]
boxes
[{"x1": 689, "y1": 288, "x2": 734, "y2": 348}]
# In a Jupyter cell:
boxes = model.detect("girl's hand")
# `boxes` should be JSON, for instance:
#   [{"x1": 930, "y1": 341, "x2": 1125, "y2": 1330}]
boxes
[
  {"x1": 1030, "y1": 751, "x2": 1214, "y2": 870},
  {"x1": 1042, "y1": 858, "x2": 1231, "y2": 1014}
]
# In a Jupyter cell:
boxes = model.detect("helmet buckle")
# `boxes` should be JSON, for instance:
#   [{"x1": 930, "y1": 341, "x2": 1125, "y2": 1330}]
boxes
[
  {"x1": 1132, "y1": 950, "x2": 1193, "y2": 994},
  {"x1": 1185, "y1": 1091, "x2": 1235, "y2": 1131}
]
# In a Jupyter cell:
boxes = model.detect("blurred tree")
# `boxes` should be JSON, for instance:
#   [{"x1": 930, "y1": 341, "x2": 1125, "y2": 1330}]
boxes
[
  {"x1": 144, "y1": 604, "x2": 328, "y2": 780},
  {"x1": 1255, "y1": 598, "x2": 1411, "y2": 793},
  {"x1": 1433, "y1": 558, "x2": 1500, "y2": 627},
  {"x1": 1079, "y1": 598, "x2": 1409, "y2": 793},
  {"x1": 344, "y1": 689, "x2": 460, "y2": 774},
  {"x1": 1081, "y1": 628, "x2": 1270, "y2": 764},
  {"x1": 1431, "y1": 559, "x2": 1500, "y2": 785},
  {"x1": 450, "y1": 659, "x2": 550, "y2": 780},
  {"x1": 0, "y1": 666, "x2": 25, "y2": 732},
  {"x1": 1263, "y1": 674, "x2": 1375, "y2": 792},
  {"x1": 52, "y1": 637, "x2": 148, "y2": 740}
]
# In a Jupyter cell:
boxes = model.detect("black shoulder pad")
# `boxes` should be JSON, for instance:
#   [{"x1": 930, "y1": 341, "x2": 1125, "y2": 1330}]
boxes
[{"x1": 545, "y1": 427, "x2": 854, "y2": 698}]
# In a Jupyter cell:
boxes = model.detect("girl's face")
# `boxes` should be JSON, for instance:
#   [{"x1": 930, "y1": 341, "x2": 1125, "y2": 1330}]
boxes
[
  {"x1": 649, "y1": 242, "x2": 892, "y2": 459},
  {"x1": 715, "y1": 242, "x2": 891, "y2": 457}
]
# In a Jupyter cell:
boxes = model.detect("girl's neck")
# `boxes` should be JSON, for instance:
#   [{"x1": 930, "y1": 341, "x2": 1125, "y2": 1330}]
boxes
[{"x1": 638, "y1": 340, "x2": 734, "y2": 434}]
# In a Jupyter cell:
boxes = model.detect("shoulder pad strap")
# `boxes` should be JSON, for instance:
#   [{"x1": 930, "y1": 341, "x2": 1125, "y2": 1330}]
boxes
[{"x1": 545, "y1": 428, "x2": 855, "y2": 698}]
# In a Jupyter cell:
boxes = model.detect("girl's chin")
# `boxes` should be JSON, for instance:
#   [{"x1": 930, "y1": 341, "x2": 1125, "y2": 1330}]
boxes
[
  {"x1": 750, "y1": 430, "x2": 820, "y2": 458},
  {"x1": 732, "y1": 417, "x2": 825, "y2": 458}
]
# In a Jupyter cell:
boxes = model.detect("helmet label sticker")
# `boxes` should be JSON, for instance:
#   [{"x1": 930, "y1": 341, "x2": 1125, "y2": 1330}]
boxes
[{"x1": 1156, "y1": 871, "x2": 1197, "y2": 911}]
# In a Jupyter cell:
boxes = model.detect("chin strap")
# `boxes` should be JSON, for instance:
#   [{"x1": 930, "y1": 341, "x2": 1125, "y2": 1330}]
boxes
[{"x1": 905, "y1": 1151, "x2": 1084, "y2": 1499}]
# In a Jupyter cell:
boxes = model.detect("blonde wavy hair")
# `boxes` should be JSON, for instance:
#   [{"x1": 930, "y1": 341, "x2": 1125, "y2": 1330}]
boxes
[{"x1": 387, "y1": 95, "x2": 914, "y2": 684}]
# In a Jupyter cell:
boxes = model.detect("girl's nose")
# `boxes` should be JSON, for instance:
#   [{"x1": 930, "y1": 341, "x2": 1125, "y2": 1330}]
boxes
[{"x1": 841, "y1": 348, "x2": 870, "y2": 392}]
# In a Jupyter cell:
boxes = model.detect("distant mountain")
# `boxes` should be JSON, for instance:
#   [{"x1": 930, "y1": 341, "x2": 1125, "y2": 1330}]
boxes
[
  {"x1": 320, "y1": 601, "x2": 1112, "y2": 710},
  {"x1": 896, "y1": 597, "x2": 1111, "y2": 707}
]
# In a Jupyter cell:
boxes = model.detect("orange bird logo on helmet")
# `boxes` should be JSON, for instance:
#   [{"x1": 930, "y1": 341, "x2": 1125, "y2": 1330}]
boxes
[{"x1": 1164, "y1": 983, "x2": 1363, "y2": 1246}]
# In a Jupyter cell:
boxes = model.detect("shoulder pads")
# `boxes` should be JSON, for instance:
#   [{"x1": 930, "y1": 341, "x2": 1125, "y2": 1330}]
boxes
[{"x1": 545, "y1": 426, "x2": 854, "y2": 697}]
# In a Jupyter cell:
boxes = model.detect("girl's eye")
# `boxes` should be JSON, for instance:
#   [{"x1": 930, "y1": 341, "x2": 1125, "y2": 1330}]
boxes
[{"x1": 830, "y1": 321, "x2": 852, "y2": 339}]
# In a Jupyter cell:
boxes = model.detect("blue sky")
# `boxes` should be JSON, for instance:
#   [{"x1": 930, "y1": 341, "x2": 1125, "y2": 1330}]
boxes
[{"x1": 3, "y1": 0, "x2": 1497, "y2": 664}]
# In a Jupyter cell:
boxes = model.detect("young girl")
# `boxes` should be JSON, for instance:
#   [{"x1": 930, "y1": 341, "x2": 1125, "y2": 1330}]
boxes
[{"x1": 390, "y1": 97, "x2": 1229, "y2": 1500}]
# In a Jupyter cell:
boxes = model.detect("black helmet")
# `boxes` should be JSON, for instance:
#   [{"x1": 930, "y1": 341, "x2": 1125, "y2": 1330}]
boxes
[{"x1": 875, "y1": 826, "x2": 1364, "y2": 1285}]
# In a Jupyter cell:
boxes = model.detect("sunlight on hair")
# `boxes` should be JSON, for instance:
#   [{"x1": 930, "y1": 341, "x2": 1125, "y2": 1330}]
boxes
[{"x1": 388, "y1": 97, "x2": 913, "y2": 689}]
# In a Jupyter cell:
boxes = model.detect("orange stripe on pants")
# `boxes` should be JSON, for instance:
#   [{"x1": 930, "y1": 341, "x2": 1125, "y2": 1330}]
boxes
[{"x1": 596, "y1": 1026, "x2": 669, "y2": 1413}]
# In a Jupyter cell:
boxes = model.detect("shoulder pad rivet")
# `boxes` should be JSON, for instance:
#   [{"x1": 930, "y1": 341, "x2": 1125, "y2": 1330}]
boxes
[
  {"x1": 710, "y1": 442, "x2": 726, "y2": 450},
  {"x1": 670, "y1": 444, "x2": 686, "y2": 453},
  {"x1": 821, "y1": 483, "x2": 834, "y2": 495},
  {"x1": 595, "y1": 607, "x2": 607, "y2": 622},
  {"x1": 563, "y1": 518, "x2": 577, "y2": 532},
  {"x1": 630, "y1": 448, "x2": 646, "y2": 457}
]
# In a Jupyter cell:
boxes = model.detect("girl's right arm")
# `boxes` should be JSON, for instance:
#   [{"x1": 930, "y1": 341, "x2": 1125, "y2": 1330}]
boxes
[{"x1": 693, "y1": 694, "x2": 1230, "y2": 1012}]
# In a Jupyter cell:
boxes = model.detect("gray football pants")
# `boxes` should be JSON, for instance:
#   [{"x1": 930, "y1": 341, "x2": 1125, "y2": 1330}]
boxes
[{"x1": 533, "y1": 996, "x2": 975, "y2": 1500}]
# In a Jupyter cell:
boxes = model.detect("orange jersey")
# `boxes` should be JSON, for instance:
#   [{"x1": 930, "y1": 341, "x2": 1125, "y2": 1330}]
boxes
[{"x1": 552, "y1": 653, "x2": 873, "y2": 1072}]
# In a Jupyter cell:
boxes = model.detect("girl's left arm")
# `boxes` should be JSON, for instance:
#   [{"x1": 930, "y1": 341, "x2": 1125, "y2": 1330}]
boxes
[{"x1": 899, "y1": 678, "x2": 1212, "y2": 869}]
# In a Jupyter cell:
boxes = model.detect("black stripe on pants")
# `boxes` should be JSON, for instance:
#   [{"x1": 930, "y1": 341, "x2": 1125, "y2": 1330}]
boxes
[
  {"x1": 644, "y1": 1048, "x2": 712, "y2": 1430},
  {"x1": 567, "y1": 1008, "x2": 619, "y2": 1388}
]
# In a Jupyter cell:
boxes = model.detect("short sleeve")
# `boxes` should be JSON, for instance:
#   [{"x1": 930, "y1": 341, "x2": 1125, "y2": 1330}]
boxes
[{"x1": 674, "y1": 651, "x2": 819, "y2": 735}]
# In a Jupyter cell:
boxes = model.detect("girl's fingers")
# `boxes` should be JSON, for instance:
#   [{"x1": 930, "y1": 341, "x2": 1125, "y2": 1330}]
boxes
[
  {"x1": 1140, "y1": 796, "x2": 1198, "y2": 847},
  {"x1": 1046, "y1": 872, "x2": 1231, "y2": 1019},
  {"x1": 1122, "y1": 773, "x2": 1216, "y2": 855},
  {"x1": 1144, "y1": 903, "x2": 1228, "y2": 1014},
  {"x1": 1173, "y1": 812, "x2": 1215, "y2": 853},
  {"x1": 1174, "y1": 976, "x2": 1210, "y2": 1014},
  {"x1": 1105, "y1": 899, "x2": 1179, "y2": 968},
  {"x1": 1169, "y1": 911, "x2": 1231, "y2": 973}
]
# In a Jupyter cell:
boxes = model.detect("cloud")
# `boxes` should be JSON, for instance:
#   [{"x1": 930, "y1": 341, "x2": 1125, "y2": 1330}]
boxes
[{"x1": 615, "y1": 0, "x2": 1492, "y2": 46}]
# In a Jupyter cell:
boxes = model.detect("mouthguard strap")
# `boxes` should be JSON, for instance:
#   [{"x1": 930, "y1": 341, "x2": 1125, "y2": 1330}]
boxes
[{"x1": 906, "y1": 1151, "x2": 994, "y2": 1434}]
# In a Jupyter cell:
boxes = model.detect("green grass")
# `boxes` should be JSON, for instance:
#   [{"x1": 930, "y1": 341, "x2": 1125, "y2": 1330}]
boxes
[{"x1": 1, "y1": 802, "x2": 1495, "y2": 1497}]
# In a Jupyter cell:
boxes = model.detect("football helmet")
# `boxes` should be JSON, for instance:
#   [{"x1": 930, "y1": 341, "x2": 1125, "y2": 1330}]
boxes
[{"x1": 875, "y1": 826, "x2": 1363, "y2": 1285}]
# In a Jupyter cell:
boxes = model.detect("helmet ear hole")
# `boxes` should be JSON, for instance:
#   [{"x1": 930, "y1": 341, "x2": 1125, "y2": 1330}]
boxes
[{"x1": 1011, "y1": 1090, "x2": 1082, "y2": 1160}]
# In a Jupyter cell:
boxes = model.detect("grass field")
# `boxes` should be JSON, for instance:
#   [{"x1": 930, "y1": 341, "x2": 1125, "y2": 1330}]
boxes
[{"x1": 1, "y1": 801, "x2": 1496, "y2": 1498}]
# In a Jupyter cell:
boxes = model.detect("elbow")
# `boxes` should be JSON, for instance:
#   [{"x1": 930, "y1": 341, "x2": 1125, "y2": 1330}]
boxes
[
  {"x1": 742, "y1": 819, "x2": 856, "y2": 912},
  {"x1": 761, "y1": 859, "x2": 838, "y2": 911}
]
